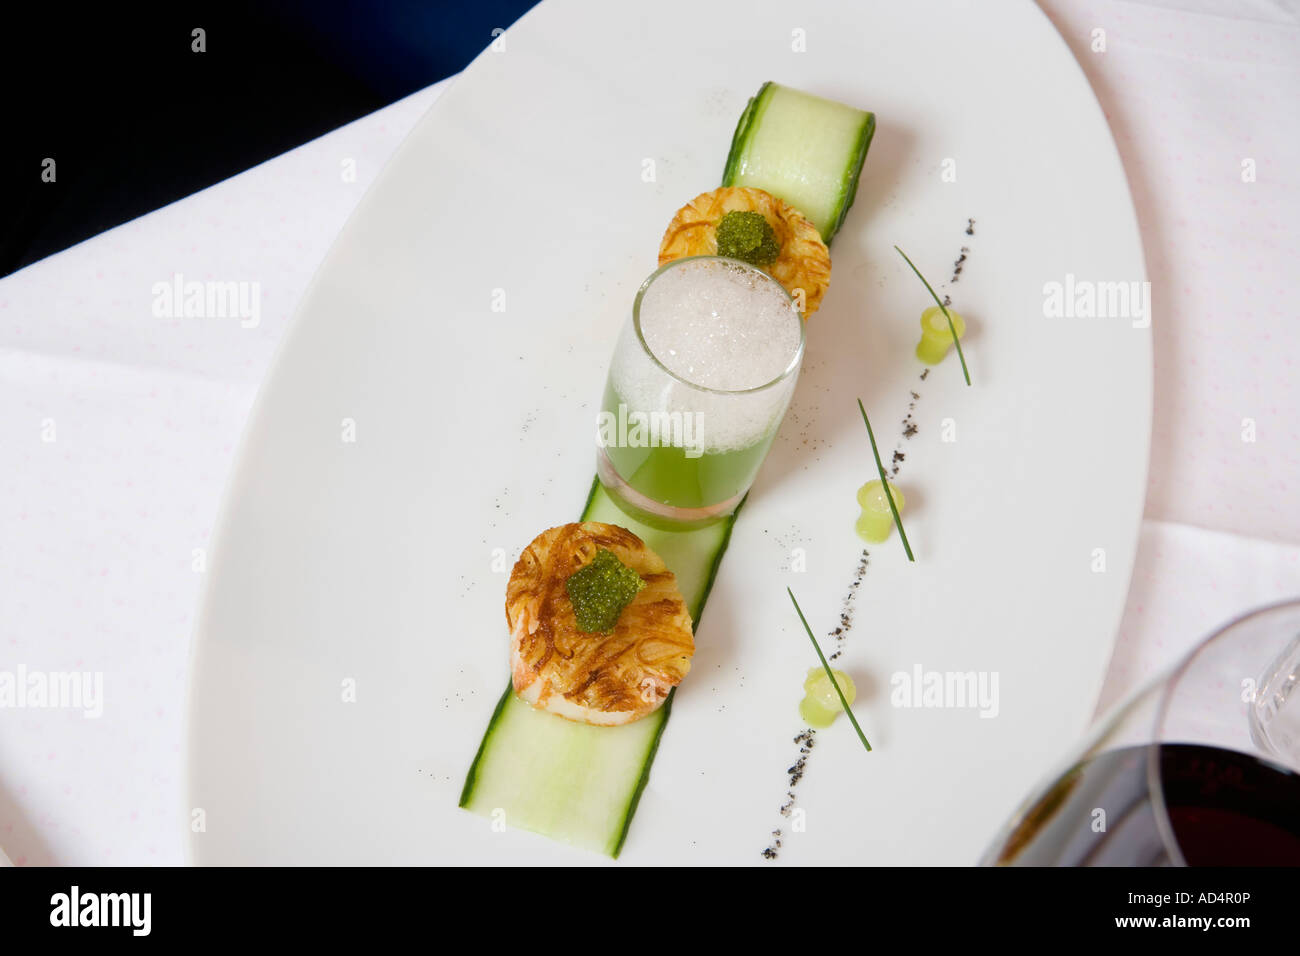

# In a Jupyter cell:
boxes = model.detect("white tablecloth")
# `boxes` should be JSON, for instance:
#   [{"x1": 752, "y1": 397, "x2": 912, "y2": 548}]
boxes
[{"x1": 2, "y1": 1, "x2": 1297, "y2": 865}]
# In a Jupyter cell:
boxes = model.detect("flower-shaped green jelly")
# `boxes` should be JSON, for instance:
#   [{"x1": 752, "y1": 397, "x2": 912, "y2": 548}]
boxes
[
  {"x1": 855, "y1": 479, "x2": 905, "y2": 543},
  {"x1": 799, "y1": 666, "x2": 857, "y2": 727},
  {"x1": 916, "y1": 305, "x2": 966, "y2": 364}
]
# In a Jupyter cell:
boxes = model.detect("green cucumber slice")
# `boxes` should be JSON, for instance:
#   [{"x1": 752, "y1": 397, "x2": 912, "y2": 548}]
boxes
[
  {"x1": 458, "y1": 683, "x2": 671, "y2": 857},
  {"x1": 722, "y1": 81, "x2": 875, "y2": 244},
  {"x1": 459, "y1": 480, "x2": 737, "y2": 856},
  {"x1": 459, "y1": 82, "x2": 858, "y2": 857}
]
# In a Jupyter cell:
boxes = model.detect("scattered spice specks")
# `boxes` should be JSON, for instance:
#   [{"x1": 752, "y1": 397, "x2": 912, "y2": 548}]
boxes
[
  {"x1": 900, "y1": 389, "x2": 921, "y2": 440},
  {"x1": 951, "y1": 247, "x2": 968, "y2": 282},
  {"x1": 760, "y1": 217, "x2": 978, "y2": 859},
  {"x1": 761, "y1": 731, "x2": 816, "y2": 859},
  {"x1": 828, "y1": 550, "x2": 869, "y2": 662},
  {"x1": 781, "y1": 731, "x2": 815, "y2": 810},
  {"x1": 761, "y1": 551, "x2": 869, "y2": 859},
  {"x1": 764, "y1": 524, "x2": 812, "y2": 571}
]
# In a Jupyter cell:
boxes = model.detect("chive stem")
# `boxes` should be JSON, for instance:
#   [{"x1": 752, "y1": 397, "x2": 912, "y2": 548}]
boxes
[
  {"x1": 894, "y1": 244, "x2": 971, "y2": 386},
  {"x1": 857, "y1": 399, "x2": 915, "y2": 562},
  {"x1": 788, "y1": 588, "x2": 872, "y2": 752}
]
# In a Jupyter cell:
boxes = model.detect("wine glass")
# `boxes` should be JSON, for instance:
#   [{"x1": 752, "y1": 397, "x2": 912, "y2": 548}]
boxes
[{"x1": 981, "y1": 598, "x2": 1300, "y2": 866}]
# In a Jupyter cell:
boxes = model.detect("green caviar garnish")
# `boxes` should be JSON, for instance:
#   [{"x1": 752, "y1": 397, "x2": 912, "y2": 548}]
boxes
[
  {"x1": 566, "y1": 548, "x2": 645, "y2": 633},
  {"x1": 715, "y1": 210, "x2": 780, "y2": 267}
]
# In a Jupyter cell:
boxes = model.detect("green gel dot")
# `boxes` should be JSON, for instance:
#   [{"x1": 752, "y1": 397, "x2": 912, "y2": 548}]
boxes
[
  {"x1": 916, "y1": 305, "x2": 966, "y2": 365},
  {"x1": 799, "y1": 666, "x2": 856, "y2": 727},
  {"x1": 800, "y1": 696, "x2": 840, "y2": 728},
  {"x1": 855, "y1": 479, "x2": 904, "y2": 543}
]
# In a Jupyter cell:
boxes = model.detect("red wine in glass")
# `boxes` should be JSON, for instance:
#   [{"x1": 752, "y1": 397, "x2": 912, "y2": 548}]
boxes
[{"x1": 984, "y1": 600, "x2": 1300, "y2": 867}]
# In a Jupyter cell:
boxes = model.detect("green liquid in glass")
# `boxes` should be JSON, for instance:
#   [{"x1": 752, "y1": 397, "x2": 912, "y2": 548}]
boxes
[{"x1": 599, "y1": 382, "x2": 777, "y2": 512}]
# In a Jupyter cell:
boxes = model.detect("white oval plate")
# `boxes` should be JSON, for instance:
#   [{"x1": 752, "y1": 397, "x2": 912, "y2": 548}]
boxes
[{"x1": 187, "y1": 0, "x2": 1150, "y2": 865}]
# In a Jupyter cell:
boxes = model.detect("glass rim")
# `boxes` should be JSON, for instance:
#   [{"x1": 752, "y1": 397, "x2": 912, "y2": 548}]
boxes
[
  {"x1": 1145, "y1": 594, "x2": 1300, "y2": 867},
  {"x1": 631, "y1": 255, "x2": 806, "y2": 397}
]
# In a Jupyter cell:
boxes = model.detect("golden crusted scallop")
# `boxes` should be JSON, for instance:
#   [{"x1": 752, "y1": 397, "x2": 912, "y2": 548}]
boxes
[
  {"x1": 657, "y1": 186, "x2": 831, "y2": 317},
  {"x1": 506, "y1": 522, "x2": 693, "y2": 726}
]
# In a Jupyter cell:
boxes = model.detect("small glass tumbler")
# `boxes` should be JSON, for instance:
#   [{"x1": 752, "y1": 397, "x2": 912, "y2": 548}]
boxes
[{"x1": 595, "y1": 256, "x2": 805, "y2": 529}]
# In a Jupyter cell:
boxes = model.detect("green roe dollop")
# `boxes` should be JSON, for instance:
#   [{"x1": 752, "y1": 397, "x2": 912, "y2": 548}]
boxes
[
  {"x1": 566, "y1": 548, "x2": 646, "y2": 633},
  {"x1": 715, "y1": 210, "x2": 780, "y2": 267}
]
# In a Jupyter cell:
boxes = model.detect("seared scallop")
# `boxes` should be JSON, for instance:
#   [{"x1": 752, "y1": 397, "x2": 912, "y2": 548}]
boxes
[
  {"x1": 658, "y1": 186, "x2": 831, "y2": 317},
  {"x1": 506, "y1": 522, "x2": 693, "y2": 726}
]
